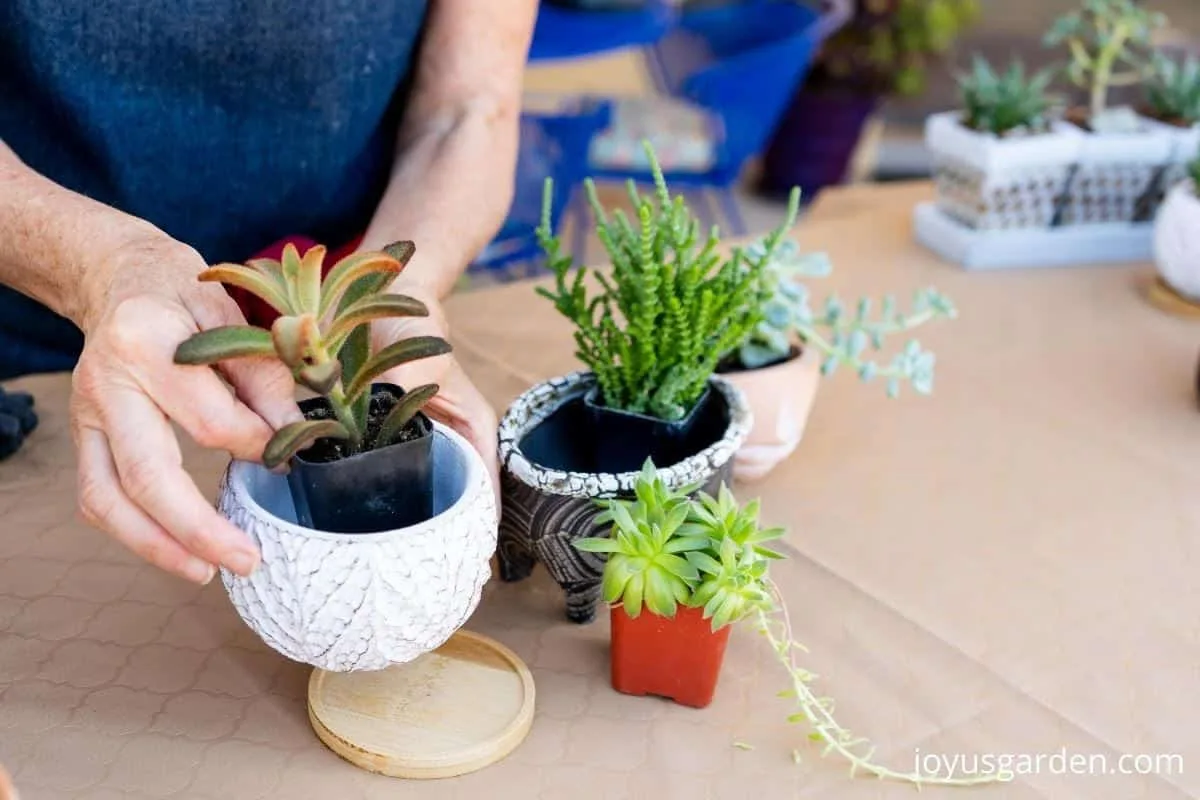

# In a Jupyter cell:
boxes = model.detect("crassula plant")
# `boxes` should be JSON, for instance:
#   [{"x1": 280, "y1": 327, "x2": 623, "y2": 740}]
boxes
[
  {"x1": 957, "y1": 56, "x2": 1056, "y2": 136},
  {"x1": 174, "y1": 241, "x2": 450, "y2": 468},
  {"x1": 733, "y1": 237, "x2": 956, "y2": 397},
  {"x1": 1044, "y1": 0, "x2": 1166, "y2": 132},
  {"x1": 537, "y1": 142, "x2": 800, "y2": 422},
  {"x1": 1145, "y1": 54, "x2": 1200, "y2": 127}
]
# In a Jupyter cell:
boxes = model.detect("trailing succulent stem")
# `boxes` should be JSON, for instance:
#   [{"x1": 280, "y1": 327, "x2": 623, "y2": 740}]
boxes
[
  {"x1": 174, "y1": 241, "x2": 450, "y2": 468},
  {"x1": 735, "y1": 237, "x2": 955, "y2": 398},
  {"x1": 537, "y1": 141, "x2": 800, "y2": 422},
  {"x1": 1045, "y1": 0, "x2": 1164, "y2": 125}
]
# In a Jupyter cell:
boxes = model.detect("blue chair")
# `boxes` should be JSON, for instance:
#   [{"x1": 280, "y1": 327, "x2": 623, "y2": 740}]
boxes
[
  {"x1": 582, "y1": 0, "x2": 844, "y2": 236},
  {"x1": 528, "y1": 0, "x2": 677, "y2": 62},
  {"x1": 471, "y1": 97, "x2": 612, "y2": 278}
]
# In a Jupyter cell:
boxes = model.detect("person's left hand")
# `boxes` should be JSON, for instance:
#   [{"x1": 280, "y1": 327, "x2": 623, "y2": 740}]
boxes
[{"x1": 372, "y1": 276, "x2": 499, "y2": 499}]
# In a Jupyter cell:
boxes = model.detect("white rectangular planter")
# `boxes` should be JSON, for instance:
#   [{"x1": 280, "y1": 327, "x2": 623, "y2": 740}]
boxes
[
  {"x1": 914, "y1": 203, "x2": 1153, "y2": 271},
  {"x1": 1059, "y1": 116, "x2": 1176, "y2": 225},
  {"x1": 926, "y1": 112, "x2": 1081, "y2": 230},
  {"x1": 1144, "y1": 118, "x2": 1200, "y2": 206}
]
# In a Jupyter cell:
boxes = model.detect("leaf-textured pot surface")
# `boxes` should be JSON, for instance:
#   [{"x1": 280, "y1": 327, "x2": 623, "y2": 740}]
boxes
[
  {"x1": 1154, "y1": 181, "x2": 1200, "y2": 302},
  {"x1": 217, "y1": 422, "x2": 497, "y2": 672},
  {"x1": 610, "y1": 604, "x2": 732, "y2": 709},
  {"x1": 497, "y1": 372, "x2": 751, "y2": 624},
  {"x1": 720, "y1": 345, "x2": 819, "y2": 482}
]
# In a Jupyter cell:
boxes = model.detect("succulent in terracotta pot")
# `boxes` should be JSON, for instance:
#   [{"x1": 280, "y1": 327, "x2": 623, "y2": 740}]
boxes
[
  {"x1": 496, "y1": 142, "x2": 769, "y2": 623},
  {"x1": 718, "y1": 235, "x2": 955, "y2": 481},
  {"x1": 175, "y1": 242, "x2": 497, "y2": 671}
]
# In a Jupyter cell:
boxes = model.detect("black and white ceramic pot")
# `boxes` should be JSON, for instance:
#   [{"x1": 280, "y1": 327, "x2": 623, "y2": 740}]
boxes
[{"x1": 497, "y1": 371, "x2": 752, "y2": 623}]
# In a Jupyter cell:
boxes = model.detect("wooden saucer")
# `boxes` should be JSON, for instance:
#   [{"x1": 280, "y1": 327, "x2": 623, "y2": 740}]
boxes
[
  {"x1": 308, "y1": 631, "x2": 535, "y2": 779},
  {"x1": 1146, "y1": 276, "x2": 1200, "y2": 319}
]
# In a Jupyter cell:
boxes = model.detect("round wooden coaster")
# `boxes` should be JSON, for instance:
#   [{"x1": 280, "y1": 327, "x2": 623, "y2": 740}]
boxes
[
  {"x1": 308, "y1": 630, "x2": 535, "y2": 779},
  {"x1": 1146, "y1": 276, "x2": 1200, "y2": 319}
]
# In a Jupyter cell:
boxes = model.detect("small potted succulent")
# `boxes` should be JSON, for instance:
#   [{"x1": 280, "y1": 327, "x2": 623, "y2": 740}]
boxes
[
  {"x1": 1043, "y1": 0, "x2": 1174, "y2": 225},
  {"x1": 174, "y1": 242, "x2": 497, "y2": 671},
  {"x1": 575, "y1": 461, "x2": 781, "y2": 708},
  {"x1": 576, "y1": 463, "x2": 1008, "y2": 787},
  {"x1": 1153, "y1": 148, "x2": 1200, "y2": 307},
  {"x1": 495, "y1": 144, "x2": 779, "y2": 623},
  {"x1": 926, "y1": 56, "x2": 1080, "y2": 231},
  {"x1": 717, "y1": 236, "x2": 955, "y2": 481}
]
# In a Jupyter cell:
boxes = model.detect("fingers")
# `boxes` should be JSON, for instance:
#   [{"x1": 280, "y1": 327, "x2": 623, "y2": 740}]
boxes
[
  {"x1": 76, "y1": 426, "x2": 216, "y2": 584},
  {"x1": 98, "y1": 384, "x2": 261, "y2": 576}
]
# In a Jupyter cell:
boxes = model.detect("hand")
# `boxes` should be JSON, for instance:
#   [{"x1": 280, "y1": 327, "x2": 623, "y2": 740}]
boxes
[
  {"x1": 372, "y1": 277, "x2": 499, "y2": 499},
  {"x1": 70, "y1": 232, "x2": 301, "y2": 583}
]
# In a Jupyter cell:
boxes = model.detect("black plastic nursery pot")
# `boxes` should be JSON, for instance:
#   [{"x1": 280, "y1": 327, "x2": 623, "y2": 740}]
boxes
[
  {"x1": 582, "y1": 384, "x2": 716, "y2": 474},
  {"x1": 287, "y1": 383, "x2": 434, "y2": 534}
]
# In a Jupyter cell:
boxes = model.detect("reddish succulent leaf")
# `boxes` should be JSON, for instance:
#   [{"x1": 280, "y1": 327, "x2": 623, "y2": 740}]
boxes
[
  {"x1": 377, "y1": 383, "x2": 438, "y2": 446},
  {"x1": 263, "y1": 420, "x2": 349, "y2": 469},
  {"x1": 325, "y1": 293, "x2": 429, "y2": 349},
  {"x1": 383, "y1": 240, "x2": 416, "y2": 268},
  {"x1": 297, "y1": 245, "x2": 326, "y2": 314},
  {"x1": 280, "y1": 244, "x2": 303, "y2": 310},
  {"x1": 270, "y1": 314, "x2": 319, "y2": 368},
  {"x1": 297, "y1": 360, "x2": 342, "y2": 394},
  {"x1": 246, "y1": 257, "x2": 284, "y2": 281},
  {"x1": 199, "y1": 265, "x2": 292, "y2": 315},
  {"x1": 344, "y1": 336, "x2": 452, "y2": 402},
  {"x1": 319, "y1": 253, "x2": 403, "y2": 316},
  {"x1": 173, "y1": 326, "x2": 275, "y2": 365}
]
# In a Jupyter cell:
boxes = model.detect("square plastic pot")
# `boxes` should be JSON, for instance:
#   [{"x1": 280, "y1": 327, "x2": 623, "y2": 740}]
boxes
[{"x1": 610, "y1": 604, "x2": 731, "y2": 709}]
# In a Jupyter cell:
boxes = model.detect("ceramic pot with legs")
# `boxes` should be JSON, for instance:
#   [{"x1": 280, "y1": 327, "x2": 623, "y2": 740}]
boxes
[{"x1": 496, "y1": 372, "x2": 751, "y2": 623}]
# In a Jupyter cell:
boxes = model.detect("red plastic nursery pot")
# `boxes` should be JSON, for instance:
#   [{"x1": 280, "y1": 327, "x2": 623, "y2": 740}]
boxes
[{"x1": 610, "y1": 604, "x2": 732, "y2": 709}]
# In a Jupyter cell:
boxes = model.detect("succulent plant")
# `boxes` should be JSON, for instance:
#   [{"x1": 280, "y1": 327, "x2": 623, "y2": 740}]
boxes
[
  {"x1": 174, "y1": 242, "x2": 450, "y2": 468},
  {"x1": 1146, "y1": 54, "x2": 1200, "y2": 125},
  {"x1": 574, "y1": 459, "x2": 782, "y2": 631},
  {"x1": 957, "y1": 56, "x2": 1056, "y2": 136},
  {"x1": 537, "y1": 141, "x2": 799, "y2": 422},
  {"x1": 733, "y1": 237, "x2": 956, "y2": 398},
  {"x1": 1045, "y1": 0, "x2": 1166, "y2": 127}
]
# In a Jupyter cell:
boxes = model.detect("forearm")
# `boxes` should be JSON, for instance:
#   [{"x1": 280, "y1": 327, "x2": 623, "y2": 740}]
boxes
[
  {"x1": 358, "y1": 0, "x2": 536, "y2": 299},
  {"x1": 359, "y1": 99, "x2": 520, "y2": 297},
  {"x1": 0, "y1": 142, "x2": 165, "y2": 329}
]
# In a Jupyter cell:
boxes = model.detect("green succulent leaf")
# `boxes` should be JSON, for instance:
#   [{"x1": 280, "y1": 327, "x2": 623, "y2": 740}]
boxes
[
  {"x1": 270, "y1": 314, "x2": 319, "y2": 369},
  {"x1": 173, "y1": 326, "x2": 275, "y2": 365},
  {"x1": 326, "y1": 294, "x2": 430, "y2": 349},
  {"x1": 262, "y1": 420, "x2": 350, "y2": 469},
  {"x1": 296, "y1": 360, "x2": 342, "y2": 394},
  {"x1": 319, "y1": 252, "x2": 405, "y2": 317},
  {"x1": 344, "y1": 336, "x2": 452, "y2": 403},
  {"x1": 376, "y1": 383, "x2": 438, "y2": 447},
  {"x1": 575, "y1": 537, "x2": 622, "y2": 554},
  {"x1": 296, "y1": 245, "x2": 326, "y2": 314},
  {"x1": 198, "y1": 265, "x2": 292, "y2": 315}
]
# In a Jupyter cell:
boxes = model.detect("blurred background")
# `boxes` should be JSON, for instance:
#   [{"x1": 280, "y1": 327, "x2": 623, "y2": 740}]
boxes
[{"x1": 470, "y1": 0, "x2": 1197, "y2": 279}]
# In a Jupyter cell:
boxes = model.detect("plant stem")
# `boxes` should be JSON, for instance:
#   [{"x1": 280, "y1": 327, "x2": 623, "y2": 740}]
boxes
[
  {"x1": 757, "y1": 581, "x2": 1010, "y2": 787},
  {"x1": 309, "y1": 343, "x2": 363, "y2": 450},
  {"x1": 1091, "y1": 22, "x2": 1130, "y2": 120}
]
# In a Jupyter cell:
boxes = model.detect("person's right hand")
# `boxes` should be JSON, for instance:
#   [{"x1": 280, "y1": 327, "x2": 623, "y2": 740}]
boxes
[{"x1": 70, "y1": 230, "x2": 302, "y2": 584}]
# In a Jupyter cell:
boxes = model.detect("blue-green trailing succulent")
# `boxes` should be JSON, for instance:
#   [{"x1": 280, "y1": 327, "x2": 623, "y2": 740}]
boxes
[{"x1": 731, "y1": 237, "x2": 956, "y2": 398}]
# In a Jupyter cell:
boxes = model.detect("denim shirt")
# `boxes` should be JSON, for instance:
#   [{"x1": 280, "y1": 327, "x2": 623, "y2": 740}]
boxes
[{"x1": 0, "y1": 0, "x2": 428, "y2": 378}]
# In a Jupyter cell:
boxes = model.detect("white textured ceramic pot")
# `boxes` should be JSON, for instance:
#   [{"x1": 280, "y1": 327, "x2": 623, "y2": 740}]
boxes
[
  {"x1": 720, "y1": 346, "x2": 820, "y2": 483},
  {"x1": 216, "y1": 422, "x2": 497, "y2": 672},
  {"x1": 496, "y1": 372, "x2": 751, "y2": 623},
  {"x1": 1062, "y1": 117, "x2": 1176, "y2": 225},
  {"x1": 1154, "y1": 181, "x2": 1200, "y2": 302},
  {"x1": 926, "y1": 111, "x2": 1081, "y2": 230}
]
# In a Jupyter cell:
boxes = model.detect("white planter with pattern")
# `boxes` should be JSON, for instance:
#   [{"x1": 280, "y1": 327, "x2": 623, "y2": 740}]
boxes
[
  {"x1": 927, "y1": 112, "x2": 1081, "y2": 230},
  {"x1": 216, "y1": 422, "x2": 497, "y2": 672},
  {"x1": 1061, "y1": 117, "x2": 1176, "y2": 225}
]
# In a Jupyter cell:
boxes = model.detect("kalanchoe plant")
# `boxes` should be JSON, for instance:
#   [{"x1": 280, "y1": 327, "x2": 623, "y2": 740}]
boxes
[
  {"x1": 957, "y1": 55, "x2": 1056, "y2": 136},
  {"x1": 1145, "y1": 54, "x2": 1200, "y2": 126},
  {"x1": 173, "y1": 242, "x2": 450, "y2": 469},
  {"x1": 1044, "y1": 0, "x2": 1166, "y2": 130},
  {"x1": 734, "y1": 237, "x2": 956, "y2": 398},
  {"x1": 574, "y1": 459, "x2": 782, "y2": 631},
  {"x1": 537, "y1": 141, "x2": 800, "y2": 422}
]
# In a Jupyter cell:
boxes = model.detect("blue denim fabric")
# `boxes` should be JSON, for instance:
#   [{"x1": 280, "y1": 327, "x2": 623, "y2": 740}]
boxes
[{"x1": 0, "y1": 0, "x2": 428, "y2": 377}]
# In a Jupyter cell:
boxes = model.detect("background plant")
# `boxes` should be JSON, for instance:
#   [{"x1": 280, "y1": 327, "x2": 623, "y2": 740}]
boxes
[
  {"x1": 733, "y1": 237, "x2": 956, "y2": 398},
  {"x1": 574, "y1": 460, "x2": 782, "y2": 630},
  {"x1": 174, "y1": 242, "x2": 449, "y2": 468},
  {"x1": 537, "y1": 142, "x2": 799, "y2": 421},
  {"x1": 1145, "y1": 53, "x2": 1200, "y2": 125},
  {"x1": 810, "y1": 0, "x2": 980, "y2": 97},
  {"x1": 958, "y1": 56, "x2": 1056, "y2": 136},
  {"x1": 1045, "y1": 0, "x2": 1166, "y2": 127}
]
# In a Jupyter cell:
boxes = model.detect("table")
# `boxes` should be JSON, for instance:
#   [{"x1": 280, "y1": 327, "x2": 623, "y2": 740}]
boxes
[{"x1": 2, "y1": 182, "x2": 1197, "y2": 799}]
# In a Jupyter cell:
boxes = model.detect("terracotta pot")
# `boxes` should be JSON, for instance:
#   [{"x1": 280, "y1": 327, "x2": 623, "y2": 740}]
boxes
[
  {"x1": 610, "y1": 604, "x2": 731, "y2": 709},
  {"x1": 497, "y1": 372, "x2": 751, "y2": 624},
  {"x1": 720, "y1": 345, "x2": 820, "y2": 482}
]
